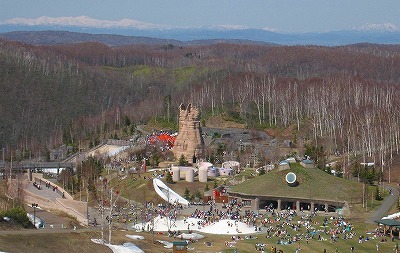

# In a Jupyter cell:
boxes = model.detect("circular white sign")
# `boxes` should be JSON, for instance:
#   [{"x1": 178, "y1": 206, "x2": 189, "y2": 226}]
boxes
[{"x1": 285, "y1": 172, "x2": 297, "y2": 184}]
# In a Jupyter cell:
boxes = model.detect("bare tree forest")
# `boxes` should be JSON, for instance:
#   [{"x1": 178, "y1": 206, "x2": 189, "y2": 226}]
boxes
[{"x1": 0, "y1": 39, "x2": 399, "y2": 179}]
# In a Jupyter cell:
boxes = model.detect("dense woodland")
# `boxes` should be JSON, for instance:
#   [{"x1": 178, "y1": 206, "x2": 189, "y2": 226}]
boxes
[{"x1": 0, "y1": 38, "x2": 400, "y2": 175}]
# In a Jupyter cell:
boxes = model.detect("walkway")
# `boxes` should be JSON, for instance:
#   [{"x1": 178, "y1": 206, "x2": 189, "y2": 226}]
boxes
[
  {"x1": 366, "y1": 184, "x2": 400, "y2": 224},
  {"x1": 26, "y1": 180, "x2": 63, "y2": 201}
]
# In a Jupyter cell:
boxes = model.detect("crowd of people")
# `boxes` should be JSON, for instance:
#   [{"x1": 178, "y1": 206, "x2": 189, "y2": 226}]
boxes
[{"x1": 32, "y1": 181, "x2": 42, "y2": 190}]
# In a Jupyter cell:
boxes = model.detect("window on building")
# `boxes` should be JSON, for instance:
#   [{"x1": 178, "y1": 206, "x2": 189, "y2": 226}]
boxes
[{"x1": 243, "y1": 199, "x2": 251, "y2": 207}]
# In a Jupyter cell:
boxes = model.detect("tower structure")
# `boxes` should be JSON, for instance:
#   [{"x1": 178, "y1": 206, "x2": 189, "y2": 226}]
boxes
[{"x1": 173, "y1": 103, "x2": 204, "y2": 161}]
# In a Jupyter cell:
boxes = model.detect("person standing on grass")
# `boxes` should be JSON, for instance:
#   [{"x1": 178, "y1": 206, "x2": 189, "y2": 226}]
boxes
[{"x1": 351, "y1": 245, "x2": 354, "y2": 253}]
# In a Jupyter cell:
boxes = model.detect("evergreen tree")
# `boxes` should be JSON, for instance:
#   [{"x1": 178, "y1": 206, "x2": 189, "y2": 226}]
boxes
[
  {"x1": 124, "y1": 115, "x2": 131, "y2": 126},
  {"x1": 213, "y1": 180, "x2": 218, "y2": 189},
  {"x1": 166, "y1": 172, "x2": 174, "y2": 184},
  {"x1": 375, "y1": 186, "x2": 383, "y2": 201},
  {"x1": 178, "y1": 154, "x2": 188, "y2": 166},
  {"x1": 194, "y1": 190, "x2": 202, "y2": 201},
  {"x1": 184, "y1": 188, "x2": 190, "y2": 200}
]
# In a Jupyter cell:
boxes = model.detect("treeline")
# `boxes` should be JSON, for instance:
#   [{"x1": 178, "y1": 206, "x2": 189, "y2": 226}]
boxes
[{"x1": 0, "y1": 39, "x2": 399, "y2": 174}]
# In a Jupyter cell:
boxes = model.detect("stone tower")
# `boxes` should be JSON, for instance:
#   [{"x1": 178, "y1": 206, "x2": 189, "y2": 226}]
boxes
[{"x1": 173, "y1": 103, "x2": 204, "y2": 162}]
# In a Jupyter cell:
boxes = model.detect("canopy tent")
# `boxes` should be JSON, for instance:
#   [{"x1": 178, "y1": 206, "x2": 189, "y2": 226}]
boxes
[
  {"x1": 374, "y1": 219, "x2": 400, "y2": 227},
  {"x1": 374, "y1": 219, "x2": 400, "y2": 239}
]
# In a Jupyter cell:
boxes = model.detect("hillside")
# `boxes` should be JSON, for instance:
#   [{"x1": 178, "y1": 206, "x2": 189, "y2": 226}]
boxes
[
  {"x1": 0, "y1": 36, "x2": 399, "y2": 180},
  {"x1": 1, "y1": 27, "x2": 400, "y2": 46},
  {"x1": 0, "y1": 30, "x2": 276, "y2": 47},
  {"x1": 230, "y1": 164, "x2": 364, "y2": 202}
]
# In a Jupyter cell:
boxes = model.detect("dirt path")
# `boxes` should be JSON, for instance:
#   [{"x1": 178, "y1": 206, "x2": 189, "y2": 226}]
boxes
[{"x1": 0, "y1": 225, "x2": 100, "y2": 235}]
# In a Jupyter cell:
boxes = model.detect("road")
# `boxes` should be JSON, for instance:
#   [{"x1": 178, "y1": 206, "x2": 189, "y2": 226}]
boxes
[{"x1": 366, "y1": 184, "x2": 400, "y2": 223}]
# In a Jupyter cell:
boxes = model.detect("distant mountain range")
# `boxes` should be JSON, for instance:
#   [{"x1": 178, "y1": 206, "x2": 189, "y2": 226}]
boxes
[
  {"x1": 1, "y1": 22, "x2": 400, "y2": 46},
  {"x1": 0, "y1": 30, "x2": 277, "y2": 47}
]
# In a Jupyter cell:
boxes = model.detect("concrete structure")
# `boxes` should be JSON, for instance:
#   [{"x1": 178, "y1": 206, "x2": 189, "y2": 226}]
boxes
[
  {"x1": 301, "y1": 159, "x2": 315, "y2": 169},
  {"x1": 222, "y1": 161, "x2": 241, "y2": 172},
  {"x1": 198, "y1": 161, "x2": 213, "y2": 169},
  {"x1": 199, "y1": 167, "x2": 208, "y2": 182},
  {"x1": 218, "y1": 167, "x2": 233, "y2": 176},
  {"x1": 185, "y1": 168, "x2": 194, "y2": 182},
  {"x1": 227, "y1": 190, "x2": 346, "y2": 214},
  {"x1": 170, "y1": 166, "x2": 197, "y2": 180},
  {"x1": 153, "y1": 178, "x2": 189, "y2": 206},
  {"x1": 172, "y1": 167, "x2": 180, "y2": 182},
  {"x1": 173, "y1": 103, "x2": 204, "y2": 161},
  {"x1": 278, "y1": 160, "x2": 290, "y2": 171},
  {"x1": 207, "y1": 167, "x2": 219, "y2": 177},
  {"x1": 286, "y1": 157, "x2": 296, "y2": 163}
]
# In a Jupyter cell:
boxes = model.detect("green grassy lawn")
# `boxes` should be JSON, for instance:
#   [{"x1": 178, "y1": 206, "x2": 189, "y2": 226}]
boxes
[
  {"x1": 0, "y1": 231, "x2": 112, "y2": 253},
  {"x1": 231, "y1": 163, "x2": 371, "y2": 204},
  {"x1": 116, "y1": 214, "x2": 397, "y2": 253}
]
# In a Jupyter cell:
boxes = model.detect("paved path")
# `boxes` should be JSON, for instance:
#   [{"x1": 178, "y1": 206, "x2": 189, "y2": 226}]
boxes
[
  {"x1": 26, "y1": 180, "x2": 63, "y2": 201},
  {"x1": 24, "y1": 180, "x2": 89, "y2": 229},
  {"x1": 366, "y1": 184, "x2": 400, "y2": 223}
]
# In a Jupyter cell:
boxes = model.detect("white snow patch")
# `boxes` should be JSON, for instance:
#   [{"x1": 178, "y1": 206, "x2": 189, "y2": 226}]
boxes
[
  {"x1": 91, "y1": 239, "x2": 144, "y2": 253},
  {"x1": 178, "y1": 233, "x2": 205, "y2": 240},
  {"x1": 125, "y1": 235, "x2": 144, "y2": 240},
  {"x1": 133, "y1": 216, "x2": 258, "y2": 235},
  {"x1": 382, "y1": 212, "x2": 400, "y2": 220},
  {"x1": 4, "y1": 16, "x2": 173, "y2": 30},
  {"x1": 200, "y1": 219, "x2": 256, "y2": 235},
  {"x1": 353, "y1": 23, "x2": 399, "y2": 32},
  {"x1": 157, "y1": 240, "x2": 173, "y2": 248}
]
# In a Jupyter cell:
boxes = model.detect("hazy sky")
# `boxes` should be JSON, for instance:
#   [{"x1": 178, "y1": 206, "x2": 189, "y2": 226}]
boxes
[{"x1": 1, "y1": 0, "x2": 399, "y2": 33}]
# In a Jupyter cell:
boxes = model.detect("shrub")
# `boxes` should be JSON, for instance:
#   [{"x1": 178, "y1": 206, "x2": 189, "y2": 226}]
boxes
[
  {"x1": 375, "y1": 186, "x2": 383, "y2": 201},
  {"x1": 1, "y1": 207, "x2": 33, "y2": 228},
  {"x1": 184, "y1": 188, "x2": 190, "y2": 200},
  {"x1": 178, "y1": 155, "x2": 188, "y2": 166},
  {"x1": 165, "y1": 172, "x2": 174, "y2": 184}
]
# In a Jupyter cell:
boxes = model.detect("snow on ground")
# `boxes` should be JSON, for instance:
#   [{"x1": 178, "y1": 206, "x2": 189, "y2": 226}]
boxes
[
  {"x1": 134, "y1": 216, "x2": 203, "y2": 232},
  {"x1": 86, "y1": 145, "x2": 129, "y2": 158},
  {"x1": 125, "y1": 235, "x2": 144, "y2": 240},
  {"x1": 199, "y1": 219, "x2": 257, "y2": 235},
  {"x1": 91, "y1": 215, "x2": 258, "y2": 252},
  {"x1": 91, "y1": 239, "x2": 144, "y2": 253},
  {"x1": 157, "y1": 240, "x2": 173, "y2": 248},
  {"x1": 178, "y1": 233, "x2": 205, "y2": 240},
  {"x1": 107, "y1": 146, "x2": 130, "y2": 157},
  {"x1": 133, "y1": 215, "x2": 258, "y2": 235},
  {"x1": 382, "y1": 212, "x2": 400, "y2": 219}
]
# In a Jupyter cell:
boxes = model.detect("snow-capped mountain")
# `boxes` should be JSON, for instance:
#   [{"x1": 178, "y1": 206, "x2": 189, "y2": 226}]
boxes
[
  {"x1": 353, "y1": 23, "x2": 399, "y2": 32},
  {"x1": 1, "y1": 16, "x2": 400, "y2": 46},
  {"x1": 3, "y1": 16, "x2": 176, "y2": 30}
]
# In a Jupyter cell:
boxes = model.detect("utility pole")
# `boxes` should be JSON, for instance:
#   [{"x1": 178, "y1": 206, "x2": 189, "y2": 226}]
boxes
[
  {"x1": 32, "y1": 203, "x2": 38, "y2": 228},
  {"x1": 109, "y1": 188, "x2": 113, "y2": 244},
  {"x1": 10, "y1": 153, "x2": 13, "y2": 180},
  {"x1": 108, "y1": 188, "x2": 120, "y2": 245},
  {"x1": 101, "y1": 178, "x2": 106, "y2": 244}
]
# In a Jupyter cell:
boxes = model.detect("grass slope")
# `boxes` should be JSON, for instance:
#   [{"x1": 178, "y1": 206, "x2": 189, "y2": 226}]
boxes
[
  {"x1": 0, "y1": 232, "x2": 111, "y2": 253},
  {"x1": 231, "y1": 163, "x2": 364, "y2": 202}
]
